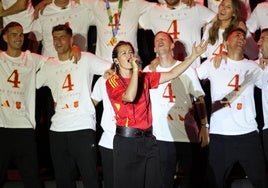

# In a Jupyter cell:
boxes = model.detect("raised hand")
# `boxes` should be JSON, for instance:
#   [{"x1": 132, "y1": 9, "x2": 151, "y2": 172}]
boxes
[
  {"x1": 191, "y1": 40, "x2": 208, "y2": 58},
  {"x1": 259, "y1": 58, "x2": 268, "y2": 70}
]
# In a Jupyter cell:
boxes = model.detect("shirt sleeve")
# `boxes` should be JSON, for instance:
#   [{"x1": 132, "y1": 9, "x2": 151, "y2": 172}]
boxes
[
  {"x1": 147, "y1": 72, "x2": 160, "y2": 89},
  {"x1": 186, "y1": 67, "x2": 205, "y2": 97},
  {"x1": 197, "y1": 4, "x2": 216, "y2": 25},
  {"x1": 31, "y1": 18, "x2": 43, "y2": 42},
  {"x1": 195, "y1": 60, "x2": 210, "y2": 80},
  {"x1": 85, "y1": 52, "x2": 112, "y2": 75},
  {"x1": 91, "y1": 76, "x2": 105, "y2": 102},
  {"x1": 36, "y1": 60, "x2": 50, "y2": 89},
  {"x1": 246, "y1": 5, "x2": 260, "y2": 33}
]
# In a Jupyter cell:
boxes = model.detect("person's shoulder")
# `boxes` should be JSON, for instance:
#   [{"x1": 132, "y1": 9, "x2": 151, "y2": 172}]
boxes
[
  {"x1": 80, "y1": 51, "x2": 106, "y2": 62},
  {"x1": 143, "y1": 71, "x2": 160, "y2": 78},
  {"x1": 40, "y1": 3, "x2": 55, "y2": 16},
  {"x1": 143, "y1": 65, "x2": 151, "y2": 72},
  {"x1": 242, "y1": 58, "x2": 260, "y2": 67},
  {"x1": 81, "y1": 51, "x2": 94, "y2": 56},
  {"x1": 43, "y1": 57, "x2": 58, "y2": 66},
  {"x1": 195, "y1": 3, "x2": 216, "y2": 15},
  {"x1": 258, "y1": 2, "x2": 268, "y2": 7},
  {"x1": 106, "y1": 74, "x2": 120, "y2": 88},
  {"x1": 24, "y1": 50, "x2": 44, "y2": 58},
  {"x1": 254, "y1": 2, "x2": 268, "y2": 10}
]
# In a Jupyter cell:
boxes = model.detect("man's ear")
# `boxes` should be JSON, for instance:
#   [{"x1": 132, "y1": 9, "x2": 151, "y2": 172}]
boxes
[
  {"x1": 153, "y1": 46, "x2": 156, "y2": 53},
  {"x1": 70, "y1": 36, "x2": 74, "y2": 46},
  {"x1": 171, "y1": 42, "x2": 175, "y2": 50},
  {"x1": 3, "y1": 34, "x2": 7, "y2": 44}
]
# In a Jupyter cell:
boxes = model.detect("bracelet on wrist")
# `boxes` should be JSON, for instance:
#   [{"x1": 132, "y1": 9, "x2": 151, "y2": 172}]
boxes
[{"x1": 201, "y1": 123, "x2": 209, "y2": 128}]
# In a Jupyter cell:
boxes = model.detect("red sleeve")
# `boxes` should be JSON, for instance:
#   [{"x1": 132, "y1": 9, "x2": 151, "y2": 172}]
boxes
[{"x1": 146, "y1": 72, "x2": 161, "y2": 89}]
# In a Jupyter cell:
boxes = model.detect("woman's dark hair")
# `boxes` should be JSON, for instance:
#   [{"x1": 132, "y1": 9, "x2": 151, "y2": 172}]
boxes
[
  {"x1": 112, "y1": 41, "x2": 134, "y2": 59},
  {"x1": 111, "y1": 41, "x2": 135, "y2": 74}
]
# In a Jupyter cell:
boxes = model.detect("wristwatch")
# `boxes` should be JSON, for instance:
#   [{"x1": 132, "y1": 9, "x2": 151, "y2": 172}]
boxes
[{"x1": 201, "y1": 123, "x2": 209, "y2": 128}]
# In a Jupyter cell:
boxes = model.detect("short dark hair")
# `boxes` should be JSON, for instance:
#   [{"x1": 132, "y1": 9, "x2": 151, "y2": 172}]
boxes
[
  {"x1": 2, "y1": 22, "x2": 23, "y2": 35},
  {"x1": 155, "y1": 31, "x2": 174, "y2": 43},
  {"x1": 52, "y1": 23, "x2": 73, "y2": 36},
  {"x1": 225, "y1": 27, "x2": 246, "y2": 41},
  {"x1": 261, "y1": 28, "x2": 268, "y2": 34}
]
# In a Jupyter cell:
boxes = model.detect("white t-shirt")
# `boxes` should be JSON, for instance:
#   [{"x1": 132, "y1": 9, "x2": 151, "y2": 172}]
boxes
[
  {"x1": 144, "y1": 61, "x2": 204, "y2": 142},
  {"x1": 81, "y1": 0, "x2": 154, "y2": 62},
  {"x1": 260, "y1": 63, "x2": 268, "y2": 130},
  {"x1": 246, "y1": 2, "x2": 268, "y2": 33},
  {"x1": 158, "y1": 0, "x2": 204, "y2": 6},
  {"x1": 31, "y1": 0, "x2": 93, "y2": 57},
  {"x1": 36, "y1": 52, "x2": 111, "y2": 132},
  {"x1": 139, "y1": 3, "x2": 215, "y2": 68},
  {"x1": 0, "y1": 51, "x2": 47, "y2": 129},
  {"x1": 196, "y1": 58, "x2": 263, "y2": 135},
  {"x1": 202, "y1": 22, "x2": 225, "y2": 58},
  {"x1": 91, "y1": 76, "x2": 116, "y2": 149},
  {"x1": 202, "y1": 22, "x2": 254, "y2": 59},
  {"x1": 2, "y1": 0, "x2": 34, "y2": 33}
]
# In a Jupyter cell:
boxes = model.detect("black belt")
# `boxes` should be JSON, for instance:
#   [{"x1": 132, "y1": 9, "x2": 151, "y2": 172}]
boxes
[{"x1": 116, "y1": 126, "x2": 153, "y2": 138}]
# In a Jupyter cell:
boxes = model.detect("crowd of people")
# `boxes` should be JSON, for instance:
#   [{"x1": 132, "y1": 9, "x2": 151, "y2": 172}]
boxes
[{"x1": 0, "y1": 0, "x2": 268, "y2": 188}]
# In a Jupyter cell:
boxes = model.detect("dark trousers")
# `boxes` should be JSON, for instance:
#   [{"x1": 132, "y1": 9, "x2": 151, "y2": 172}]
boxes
[
  {"x1": 113, "y1": 134, "x2": 163, "y2": 188},
  {"x1": 50, "y1": 129, "x2": 99, "y2": 188},
  {"x1": 208, "y1": 131, "x2": 267, "y2": 188},
  {"x1": 99, "y1": 146, "x2": 113, "y2": 188},
  {"x1": 0, "y1": 128, "x2": 42, "y2": 188},
  {"x1": 157, "y1": 141, "x2": 204, "y2": 188},
  {"x1": 262, "y1": 129, "x2": 268, "y2": 162}
]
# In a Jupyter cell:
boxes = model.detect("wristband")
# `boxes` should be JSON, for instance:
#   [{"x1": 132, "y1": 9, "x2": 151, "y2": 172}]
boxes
[
  {"x1": 201, "y1": 123, "x2": 209, "y2": 128},
  {"x1": 133, "y1": 68, "x2": 138, "y2": 72}
]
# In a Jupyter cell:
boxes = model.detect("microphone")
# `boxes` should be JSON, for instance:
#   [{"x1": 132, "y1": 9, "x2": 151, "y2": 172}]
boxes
[{"x1": 128, "y1": 58, "x2": 140, "y2": 64}]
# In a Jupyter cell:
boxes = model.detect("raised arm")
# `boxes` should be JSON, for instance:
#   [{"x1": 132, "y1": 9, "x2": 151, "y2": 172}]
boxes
[
  {"x1": 0, "y1": 0, "x2": 29, "y2": 17},
  {"x1": 159, "y1": 40, "x2": 208, "y2": 84},
  {"x1": 33, "y1": 0, "x2": 52, "y2": 19},
  {"x1": 122, "y1": 60, "x2": 139, "y2": 102}
]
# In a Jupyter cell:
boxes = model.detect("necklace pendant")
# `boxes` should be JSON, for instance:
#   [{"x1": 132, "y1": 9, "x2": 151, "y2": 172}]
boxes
[{"x1": 107, "y1": 37, "x2": 117, "y2": 46}]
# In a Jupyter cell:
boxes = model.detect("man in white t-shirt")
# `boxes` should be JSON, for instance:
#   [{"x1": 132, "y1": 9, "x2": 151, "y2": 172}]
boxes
[
  {"x1": 0, "y1": 22, "x2": 47, "y2": 188},
  {"x1": 36, "y1": 0, "x2": 157, "y2": 62},
  {"x1": 257, "y1": 28, "x2": 268, "y2": 162},
  {"x1": 91, "y1": 75, "x2": 116, "y2": 188},
  {"x1": 79, "y1": 0, "x2": 155, "y2": 62},
  {"x1": 140, "y1": 0, "x2": 215, "y2": 68},
  {"x1": 144, "y1": 31, "x2": 209, "y2": 188},
  {"x1": 246, "y1": 1, "x2": 268, "y2": 34},
  {"x1": 196, "y1": 28, "x2": 267, "y2": 188},
  {"x1": 0, "y1": 0, "x2": 35, "y2": 51},
  {"x1": 36, "y1": 24, "x2": 111, "y2": 188},
  {"x1": 30, "y1": 0, "x2": 94, "y2": 57}
]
